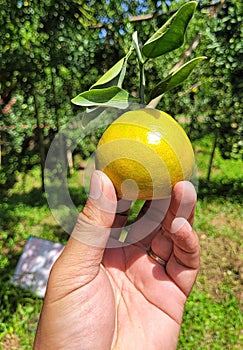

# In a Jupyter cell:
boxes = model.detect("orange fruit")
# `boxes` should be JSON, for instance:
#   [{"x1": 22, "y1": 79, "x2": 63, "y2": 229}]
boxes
[{"x1": 95, "y1": 108, "x2": 195, "y2": 200}]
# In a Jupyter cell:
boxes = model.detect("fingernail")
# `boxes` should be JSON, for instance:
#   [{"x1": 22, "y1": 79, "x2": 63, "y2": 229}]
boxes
[
  {"x1": 171, "y1": 217, "x2": 192, "y2": 234},
  {"x1": 89, "y1": 171, "x2": 102, "y2": 200}
]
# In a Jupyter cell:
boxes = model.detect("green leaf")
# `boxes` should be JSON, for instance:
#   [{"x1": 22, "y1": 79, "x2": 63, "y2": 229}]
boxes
[
  {"x1": 142, "y1": 1, "x2": 197, "y2": 58},
  {"x1": 149, "y1": 56, "x2": 207, "y2": 100},
  {"x1": 132, "y1": 31, "x2": 143, "y2": 63},
  {"x1": 117, "y1": 48, "x2": 133, "y2": 88},
  {"x1": 71, "y1": 86, "x2": 130, "y2": 108},
  {"x1": 91, "y1": 57, "x2": 126, "y2": 89}
]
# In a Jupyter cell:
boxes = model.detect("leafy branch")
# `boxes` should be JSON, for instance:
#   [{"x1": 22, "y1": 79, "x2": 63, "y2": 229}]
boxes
[{"x1": 72, "y1": 1, "x2": 206, "y2": 125}]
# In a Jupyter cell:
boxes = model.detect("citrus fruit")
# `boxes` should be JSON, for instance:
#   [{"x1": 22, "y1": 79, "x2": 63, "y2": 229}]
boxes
[{"x1": 95, "y1": 108, "x2": 195, "y2": 200}]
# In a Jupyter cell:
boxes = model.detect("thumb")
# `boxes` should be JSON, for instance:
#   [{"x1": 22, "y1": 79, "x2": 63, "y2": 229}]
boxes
[
  {"x1": 72, "y1": 170, "x2": 117, "y2": 247},
  {"x1": 54, "y1": 170, "x2": 117, "y2": 280}
]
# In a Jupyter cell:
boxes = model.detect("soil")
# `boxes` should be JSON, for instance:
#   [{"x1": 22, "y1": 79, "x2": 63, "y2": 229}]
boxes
[
  {"x1": 196, "y1": 231, "x2": 242, "y2": 307},
  {"x1": 1, "y1": 335, "x2": 19, "y2": 350}
]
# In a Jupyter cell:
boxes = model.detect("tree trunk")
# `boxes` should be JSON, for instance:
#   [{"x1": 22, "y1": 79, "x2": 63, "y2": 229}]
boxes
[
  {"x1": 0, "y1": 131, "x2": 1, "y2": 168},
  {"x1": 67, "y1": 149, "x2": 74, "y2": 175},
  {"x1": 51, "y1": 68, "x2": 60, "y2": 132},
  {"x1": 0, "y1": 105, "x2": 3, "y2": 168},
  {"x1": 51, "y1": 68, "x2": 72, "y2": 176},
  {"x1": 207, "y1": 130, "x2": 218, "y2": 183},
  {"x1": 34, "y1": 93, "x2": 45, "y2": 193}
]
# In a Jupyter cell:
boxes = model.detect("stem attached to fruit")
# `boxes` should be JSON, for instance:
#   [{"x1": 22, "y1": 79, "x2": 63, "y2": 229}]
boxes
[
  {"x1": 139, "y1": 63, "x2": 146, "y2": 105},
  {"x1": 146, "y1": 94, "x2": 164, "y2": 109}
]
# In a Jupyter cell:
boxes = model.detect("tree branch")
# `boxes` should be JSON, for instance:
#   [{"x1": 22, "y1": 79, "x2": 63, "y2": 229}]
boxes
[
  {"x1": 147, "y1": 34, "x2": 202, "y2": 109},
  {"x1": 169, "y1": 33, "x2": 201, "y2": 74}
]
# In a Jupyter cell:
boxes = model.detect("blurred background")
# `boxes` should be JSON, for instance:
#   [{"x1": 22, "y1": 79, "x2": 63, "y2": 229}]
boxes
[{"x1": 0, "y1": 0, "x2": 242, "y2": 349}]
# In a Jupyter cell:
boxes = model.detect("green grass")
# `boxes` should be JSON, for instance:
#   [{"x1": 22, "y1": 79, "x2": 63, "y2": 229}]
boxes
[
  {"x1": 179, "y1": 291, "x2": 242, "y2": 349},
  {"x1": 0, "y1": 133, "x2": 242, "y2": 349}
]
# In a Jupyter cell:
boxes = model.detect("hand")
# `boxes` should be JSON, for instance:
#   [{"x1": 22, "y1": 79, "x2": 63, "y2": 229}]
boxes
[{"x1": 34, "y1": 170, "x2": 200, "y2": 350}]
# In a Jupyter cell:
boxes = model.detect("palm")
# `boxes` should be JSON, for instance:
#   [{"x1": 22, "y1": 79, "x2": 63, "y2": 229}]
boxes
[
  {"x1": 102, "y1": 242, "x2": 184, "y2": 349},
  {"x1": 99, "y1": 181, "x2": 199, "y2": 349}
]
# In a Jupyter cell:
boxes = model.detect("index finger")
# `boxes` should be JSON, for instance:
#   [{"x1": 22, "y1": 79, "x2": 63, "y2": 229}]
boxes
[
  {"x1": 163, "y1": 181, "x2": 197, "y2": 233},
  {"x1": 143, "y1": 180, "x2": 197, "y2": 261},
  {"x1": 166, "y1": 217, "x2": 200, "y2": 296}
]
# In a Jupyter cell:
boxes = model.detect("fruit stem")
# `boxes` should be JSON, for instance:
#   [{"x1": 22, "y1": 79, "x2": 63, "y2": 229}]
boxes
[{"x1": 139, "y1": 63, "x2": 146, "y2": 105}]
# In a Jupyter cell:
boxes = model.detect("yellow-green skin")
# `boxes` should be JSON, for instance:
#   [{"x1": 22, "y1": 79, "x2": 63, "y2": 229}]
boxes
[{"x1": 95, "y1": 108, "x2": 195, "y2": 200}]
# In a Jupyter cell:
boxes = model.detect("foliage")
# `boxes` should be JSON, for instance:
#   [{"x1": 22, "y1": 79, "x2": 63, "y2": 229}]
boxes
[
  {"x1": 203, "y1": 0, "x2": 243, "y2": 160},
  {"x1": 159, "y1": 0, "x2": 242, "y2": 161},
  {"x1": 1, "y1": 0, "x2": 242, "y2": 191},
  {"x1": 72, "y1": 1, "x2": 205, "y2": 110},
  {"x1": 0, "y1": 0, "x2": 103, "y2": 189}
]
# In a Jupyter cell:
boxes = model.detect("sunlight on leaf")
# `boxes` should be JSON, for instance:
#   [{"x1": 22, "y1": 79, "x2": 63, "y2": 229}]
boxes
[
  {"x1": 149, "y1": 56, "x2": 207, "y2": 100},
  {"x1": 71, "y1": 86, "x2": 130, "y2": 108},
  {"x1": 90, "y1": 57, "x2": 126, "y2": 89},
  {"x1": 142, "y1": 1, "x2": 197, "y2": 58}
]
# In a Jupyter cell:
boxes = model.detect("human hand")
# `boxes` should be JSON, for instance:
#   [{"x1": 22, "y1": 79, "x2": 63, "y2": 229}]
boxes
[{"x1": 34, "y1": 170, "x2": 200, "y2": 350}]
